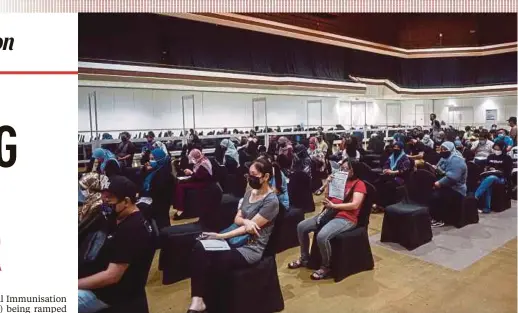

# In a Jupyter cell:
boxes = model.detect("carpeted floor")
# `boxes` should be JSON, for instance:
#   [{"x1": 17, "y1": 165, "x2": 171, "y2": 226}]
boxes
[{"x1": 370, "y1": 201, "x2": 517, "y2": 271}]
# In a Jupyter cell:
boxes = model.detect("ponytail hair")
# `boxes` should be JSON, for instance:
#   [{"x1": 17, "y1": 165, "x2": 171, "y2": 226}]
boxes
[{"x1": 255, "y1": 155, "x2": 283, "y2": 193}]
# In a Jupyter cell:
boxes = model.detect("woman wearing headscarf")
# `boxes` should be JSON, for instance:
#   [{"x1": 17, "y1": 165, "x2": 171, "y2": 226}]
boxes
[
  {"x1": 173, "y1": 149, "x2": 213, "y2": 219},
  {"x1": 292, "y1": 144, "x2": 312, "y2": 177},
  {"x1": 474, "y1": 140, "x2": 513, "y2": 213},
  {"x1": 375, "y1": 141, "x2": 412, "y2": 209},
  {"x1": 277, "y1": 136, "x2": 294, "y2": 171},
  {"x1": 421, "y1": 134, "x2": 435, "y2": 149},
  {"x1": 220, "y1": 139, "x2": 239, "y2": 173},
  {"x1": 140, "y1": 147, "x2": 173, "y2": 228},
  {"x1": 78, "y1": 172, "x2": 105, "y2": 223},
  {"x1": 429, "y1": 141, "x2": 467, "y2": 227},
  {"x1": 91, "y1": 148, "x2": 120, "y2": 177},
  {"x1": 308, "y1": 137, "x2": 325, "y2": 172}
]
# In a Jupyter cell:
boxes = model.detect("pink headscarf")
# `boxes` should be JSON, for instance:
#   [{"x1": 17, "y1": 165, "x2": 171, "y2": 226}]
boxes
[
  {"x1": 189, "y1": 149, "x2": 212, "y2": 175},
  {"x1": 309, "y1": 137, "x2": 318, "y2": 151}
]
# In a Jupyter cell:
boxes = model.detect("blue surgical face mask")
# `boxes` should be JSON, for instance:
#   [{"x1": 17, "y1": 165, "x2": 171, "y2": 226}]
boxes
[
  {"x1": 150, "y1": 160, "x2": 158, "y2": 168},
  {"x1": 498, "y1": 133, "x2": 505, "y2": 138}
]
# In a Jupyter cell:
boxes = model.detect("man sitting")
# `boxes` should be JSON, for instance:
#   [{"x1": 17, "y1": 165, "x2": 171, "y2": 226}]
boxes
[{"x1": 78, "y1": 176, "x2": 154, "y2": 313}]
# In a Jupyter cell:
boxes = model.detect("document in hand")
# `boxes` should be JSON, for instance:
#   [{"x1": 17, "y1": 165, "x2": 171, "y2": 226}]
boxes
[
  {"x1": 328, "y1": 171, "x2": 349, "y2": 200},
  {"x1": 200, "y1": 239, "x2": 231, "y2": 251}
]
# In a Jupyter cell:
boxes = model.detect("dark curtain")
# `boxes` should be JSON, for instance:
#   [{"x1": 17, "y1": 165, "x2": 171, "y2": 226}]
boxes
[{"x1": 79, "y1": 13, "x2": 517, "y2": 88}]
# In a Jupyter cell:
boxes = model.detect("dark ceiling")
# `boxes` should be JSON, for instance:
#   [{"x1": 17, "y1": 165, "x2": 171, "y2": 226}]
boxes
[{"x1": 241, "y1": 13, "x2": 517, "y2": 48}]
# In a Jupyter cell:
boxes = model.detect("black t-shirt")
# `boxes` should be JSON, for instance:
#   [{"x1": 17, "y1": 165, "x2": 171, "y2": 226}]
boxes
[
  {"x1": 407, "y1": 141, "x2": 427, "y2": 156},
  {"x1": 93, "y1": 211, "x2": 154, "y2": 305},
  {"x1": 486, "y1": 153, "x2": 513, "y2": 178}
]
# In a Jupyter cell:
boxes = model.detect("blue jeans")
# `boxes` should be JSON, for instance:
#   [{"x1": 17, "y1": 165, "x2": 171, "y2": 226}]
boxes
[
  {"x1": 78, "y1": 290, "x2": 109, "y2": 313},
  {"x1": 297, "y1": 215, "x2": 355, "y2": 268},
  {"x1": 475, "y1": 175, "x2": 505, "y2": 211}
]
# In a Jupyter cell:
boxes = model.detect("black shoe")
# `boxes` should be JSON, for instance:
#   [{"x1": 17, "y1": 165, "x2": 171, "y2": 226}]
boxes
[{"x1": 187, "y1": 310, "x2": 207, "y2": 313}]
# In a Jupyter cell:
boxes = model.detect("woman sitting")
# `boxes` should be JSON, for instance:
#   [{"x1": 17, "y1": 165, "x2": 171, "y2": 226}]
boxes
[
  {"x1": 258, "y1": 155, "x2": 290, "y2": 210},
  {"x1": 288, "y1": 161, "x2": 367, "y2": 280},
  {"x1": 277, "y1": 136, "x2": 294, "y2": 172},
  {"x1": 292, "y1": 144, "x2": 312, "y2": 177},
  {"x1": 375, "y1": 141, "x2": 412, "y2": 210},
  {"x1": 429, "y1": 142, "x2": 467, "y2": 227},
  {"x1": 186, "y1": 159, "x2": 279, "y2": 313},
  {"x1": 219, "y1": 139, "x2": 240, "y2": 174},
  {"x1": 91, "y1": 148, "x2": 120, "y2": 177},
  {"x1": 173, "y1": 149, "x2": 213, "y2": 220},
  {"x1": 140, "y1": 147, "x2": 173, "y2": 228},
  {"x1": 340, "y1": 136, "x2": 361, "y2": 163},
  {"x1": 78, "y1": 172, "x2": 105, "y2": 223},
  {"x1": 421, "y1": 134, "x2": 435, "y2": 149},
  {"x1": 475, "y1": 141, "x2": 513, "y2": 213}
]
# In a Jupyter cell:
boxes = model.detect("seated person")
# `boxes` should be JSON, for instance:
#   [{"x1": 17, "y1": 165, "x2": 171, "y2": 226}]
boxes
[
  {"x1": 316, "y1": 132, "x2": 329, "y2": 155},
  {"x1": 376, "y1": 141, "x2": 412, "y2": 209},
  {"x1": 220, "y1": 139, "x2": 240, "y2": 174},
  {"x1": 307, "y1": 137, "x2": 325, "y2": 173},
  {"x1": 277, "y1": 136, "x2": 294, "y2": 163},
  {"x1": 139, "y1": 147, "x2": 173, "y2": 228},
  {"x1": 78, "y1": 172, "x2": 105, "y2": 223},
  {"x1": 258, "y1": 155, "x2": 290, "y2": 210},
  {"x1": 92, "y1": 148, "x2": 121, "y2": 177},
  {"x1": 185, "y1": 159, "x2": 279, "y2": 313},
  {"x1": 429, "y1": 142, "x2": 467, "y2": 227},
  {"x1": 173, "y1": 149, "x2": 213, "y2": 219},
  {"x1": 421, "y1": 134, "x2": 435, "y2": 149},
  {"x1": 475, "y1": 141, "x2": 513, "y2": 213},
  {"x1": 340, "y1": 136, "x2": 361, "y2": 163},
  {"x1": 292, "y1": 144, "x2": 312, "y2": 178},
  {"x1": 493, "y1": 129, "x2": 514, "y2": 152},
  {"x1": 288, "y1": 160, "x2": 367, "y2": 280},
  {"x1": 471, "y1": 130, "x2": 494, "y2": 165},
  {"x1": 434, "y1": 131, "x2": 446, "y2": 149},
  {"x1": 406, "y1": 136, "x2": 430, "y2": 167},
  {"x1": 78, "y1": 176, "x2": 154, "y2": 313},
  {"x1": 367, "y1": 133, "x2": 385, "y2": 154}
]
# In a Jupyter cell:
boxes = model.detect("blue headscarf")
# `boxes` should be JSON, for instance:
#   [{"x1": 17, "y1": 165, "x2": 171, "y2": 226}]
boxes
[
  {"x1": 92, "y1": 148, "x2": 118, "y2": 172},
  {"x1": 389, "y1": 141, "x2": 406, "y2": 170},
  {"x1": 220, "y1": 139, "x2": 239, "y2": 164},
  {"x1": 143, "y1": 148, "x2": 169, "y2": 192}
]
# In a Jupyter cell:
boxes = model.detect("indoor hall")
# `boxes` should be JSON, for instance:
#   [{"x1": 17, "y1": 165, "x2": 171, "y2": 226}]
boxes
[{"x1": 77, "y1": 13, "x2": 517, "y2": 313}]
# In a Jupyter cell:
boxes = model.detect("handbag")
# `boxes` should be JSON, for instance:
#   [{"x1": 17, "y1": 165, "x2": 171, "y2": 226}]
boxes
[
  {"x1": 219, "y1": 191, "x2": 272, "y2": 248},
  {"x1": 316, "y1": 180, "x2": 359, "y2": 230}
]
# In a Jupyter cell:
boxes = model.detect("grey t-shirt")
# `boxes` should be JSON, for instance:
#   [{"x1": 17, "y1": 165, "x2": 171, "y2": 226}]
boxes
[{"x1": 236, "y1": 190, "x2": 279, "y2": 264}]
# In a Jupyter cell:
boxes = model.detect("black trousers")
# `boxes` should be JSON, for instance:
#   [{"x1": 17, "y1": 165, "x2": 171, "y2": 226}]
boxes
[
  {"x1": 429, "y1": 187, "x2": 464, "y2": 221},
  {"x1": 190, "y1": 241, "x2": 250, "y2": 298}
]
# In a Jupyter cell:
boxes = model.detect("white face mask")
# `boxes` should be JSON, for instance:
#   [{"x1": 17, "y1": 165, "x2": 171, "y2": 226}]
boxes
[{"x1": 493, "y1": 150, "x2": 502, "y2": 156}]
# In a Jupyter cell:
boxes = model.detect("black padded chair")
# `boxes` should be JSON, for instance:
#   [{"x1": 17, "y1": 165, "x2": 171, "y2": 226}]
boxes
[
  {"x1": 490, "y1": 182, "x2": 512, "y2": 212},
  {"x1": 355, "y1": 162, "x2": 380, "y2": 185},
  {"x1": 443, "y1": 194, "x2": 479, "y2": 228},
  {"x1": 275, "y1": 205, "x2": 305, "y2": 253},
  {"x1": 381, "y1": 170, "x2": 435, "y2": 250},
  {"x1": 308, "y1": 181, "x2": 376, "y2": 282},
  {"x1": 205, "y1": 202, "x2": 285, "y2": 313},
  {"x1": 466, "y1": 161, "x2": 483, "y2": 193},
  {"x1": 288, "y1": 171, "x2": 315, "y2": 212},
  {"x1": 158, "y1": 183, "x2": 224, "y2": 284}
]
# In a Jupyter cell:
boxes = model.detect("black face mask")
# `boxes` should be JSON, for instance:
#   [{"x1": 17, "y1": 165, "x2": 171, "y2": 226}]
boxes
[
  {"x1": 393, "y1": 149, "x2": 401, "y2": 156},
  {"x1": 440, "y1": 151, "x2": 451, "y2": 159},
  {"x1": 248, "y1": 176, "x2": 263, "y2": 189},
  {"x1": 279, "y1": 143, "x2": 286, "y2": 148},
  {"x1": 121, "y1": 136, "x2": 128, "y2": 142}
]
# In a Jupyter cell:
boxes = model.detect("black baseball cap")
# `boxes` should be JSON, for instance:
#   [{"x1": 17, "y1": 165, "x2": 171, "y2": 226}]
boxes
[
  {"x1": 101, "y1": 175, "x2": 137, "y2": 202},
  {"x1": 507, "y1": 117, "x2": 516, "y2": 123}
]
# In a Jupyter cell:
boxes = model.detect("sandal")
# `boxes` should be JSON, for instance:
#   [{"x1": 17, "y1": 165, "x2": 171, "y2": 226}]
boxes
[
  {"x1": 288, "y1": 258, "x2": 307, "y2": 269},
  {"x1": 310, "y1": 267, "x2": 331, "y2": 280}
]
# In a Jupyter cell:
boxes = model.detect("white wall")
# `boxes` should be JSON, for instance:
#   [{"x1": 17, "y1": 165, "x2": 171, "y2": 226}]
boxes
[{"x1": 79, "y1": 86, "x2": 517, "y2": 137}]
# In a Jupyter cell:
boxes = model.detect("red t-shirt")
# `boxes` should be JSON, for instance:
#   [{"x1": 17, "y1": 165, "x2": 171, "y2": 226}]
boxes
[{"x1": 328, "y1": 179, "x2": 367, "y2": 224}]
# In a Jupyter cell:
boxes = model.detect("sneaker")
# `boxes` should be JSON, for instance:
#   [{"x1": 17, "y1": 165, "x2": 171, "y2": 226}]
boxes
[{"x1": 431, "y1": 220, "x2": 445, "y2": 227}]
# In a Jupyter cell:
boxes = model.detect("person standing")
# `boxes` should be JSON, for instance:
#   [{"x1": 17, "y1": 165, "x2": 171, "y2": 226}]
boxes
[{"x1": 115, "y1": 132, "x2": 136, "y2": 168}]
